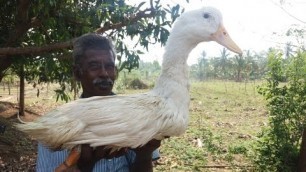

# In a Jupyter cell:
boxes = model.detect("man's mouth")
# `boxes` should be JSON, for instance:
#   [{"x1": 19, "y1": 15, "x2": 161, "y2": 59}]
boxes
[{"x1": 93, "y1": 78, "x2": 114, "y2": 90}]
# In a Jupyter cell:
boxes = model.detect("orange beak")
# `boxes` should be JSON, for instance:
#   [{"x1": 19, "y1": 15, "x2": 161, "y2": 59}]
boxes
[{"x1": 211, "y1": 24, "x2": 243, "y2": 55}]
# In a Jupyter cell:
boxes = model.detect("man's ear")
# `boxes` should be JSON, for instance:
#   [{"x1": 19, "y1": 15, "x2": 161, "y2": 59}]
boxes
[{"x1": 73, "y1": 65, "x2": 82, "y2": 81}]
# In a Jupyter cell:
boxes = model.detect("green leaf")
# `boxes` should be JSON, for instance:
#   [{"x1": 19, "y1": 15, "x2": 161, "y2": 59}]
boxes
[{"x1": 135, "y1": 1, "x2": 146, "y2": 11}]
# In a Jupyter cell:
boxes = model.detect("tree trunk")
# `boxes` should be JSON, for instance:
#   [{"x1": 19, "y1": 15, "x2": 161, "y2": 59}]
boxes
[
  {"x1": 237, "y1": 69, "x2": 241, "y2": 82},
  {"x1": 19, "y1": 64, "x2": 25, "y2": 116},
  {"x1": 47, "y1": 82, "x2": 49, "y2": 96},
  {"x1": 71, "y1": 80, "x2": 78, "y2": 100},
  {"x1": 298, "y1": 129, "x2": 306, "y2": 172},
  {"x1": 0, "y1": 57, "x2": 12, "y2": 83},
  {"x1": 8, "y1": 82, "x2": 11, "y2": 95}
]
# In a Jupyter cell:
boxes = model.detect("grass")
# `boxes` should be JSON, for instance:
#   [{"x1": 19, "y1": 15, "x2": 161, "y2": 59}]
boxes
[
  {"x1": 155, "y1": 80, "x2": 268, "y2": 171},
  {"x1": 0, "y1": 80, "x2": 268, "y2": 171}
]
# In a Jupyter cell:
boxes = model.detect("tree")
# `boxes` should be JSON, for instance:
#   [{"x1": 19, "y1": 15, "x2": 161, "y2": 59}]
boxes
[
  {"x1": 244, "y1": 50, "x2": 259, "y2": 81},
  {"x1": 214, "y1": 48, "x2": 231, "y2": 92},
  {"x1": 232, "y1": 54, "x2": 245, "y2": 82},
  {"x1": 0, "y1": 0, "x2": 188, "y2": 117},
  {"x1": 210, "y1": 57, "x2": 220, "y2": 79},
  {"x1": 0, "y1": 0, "x2": 187, "y2": 98},
  {"x1": 253, "y1": 51, "x2": 268, "y2": 79},
  {"x1": 217, "y1": 48, "x2": 231, "y2": 79},
  {"x1": 190, "y1": 50, "x2": 209, "y2": 81},
  {"x1": 284, "y1": 42, "x2": 294, "y2": 59}
]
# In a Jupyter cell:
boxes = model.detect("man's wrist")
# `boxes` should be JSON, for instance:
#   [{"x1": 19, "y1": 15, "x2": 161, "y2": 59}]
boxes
[
  {"x1": 135, "y1": 153, "x2": 152, "y2": 162},
  {"x1": 130, "y1": 152, "x2": 153, "y2": 172}
]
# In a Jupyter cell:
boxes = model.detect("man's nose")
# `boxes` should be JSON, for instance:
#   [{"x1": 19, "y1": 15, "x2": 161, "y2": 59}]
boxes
[{"x1": 98, "y1": 65, "x2": 108, "y2": 77}]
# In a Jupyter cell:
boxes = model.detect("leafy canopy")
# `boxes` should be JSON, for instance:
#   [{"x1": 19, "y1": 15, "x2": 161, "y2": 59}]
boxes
[{"x1": 0, "y1": 0, "x2": 187, "y2": 100}]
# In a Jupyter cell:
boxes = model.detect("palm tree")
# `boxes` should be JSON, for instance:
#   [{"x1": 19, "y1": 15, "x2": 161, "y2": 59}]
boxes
[
  {"x1": 218, "y1": 48, "x2": 230, "y2": 79},
  {"x1": 254, "y1": 51, "x2": 268, "y2": 79},
  {"x1": 232, "y1": 54, "x2": 245, "y2": 82},
  {"x1": 215, "y1": 48, "x2": 231, "y2": 92},
  {"x1": 197, "y1": 51, "x2": 208, "y2": 81},
  {"x1": 284, "y1": 42, "x2": 294, "y2": 59},
  {"x1": 244, "y1": 50, "x2": 259, "y2": 81}
]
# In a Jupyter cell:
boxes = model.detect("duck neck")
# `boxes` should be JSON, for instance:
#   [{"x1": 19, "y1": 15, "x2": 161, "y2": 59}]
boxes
[{"x1": 154, "y1": 33, "x2": 197, "y2": 95}]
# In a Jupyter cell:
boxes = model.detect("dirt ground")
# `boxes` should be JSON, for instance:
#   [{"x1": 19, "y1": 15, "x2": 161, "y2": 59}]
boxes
[
  {"x1": 0, "y1": 83, "x2": 62, "y2": 172},
  {"x1": 0, "y1": 101, "x2": 39, "y2": 171}
]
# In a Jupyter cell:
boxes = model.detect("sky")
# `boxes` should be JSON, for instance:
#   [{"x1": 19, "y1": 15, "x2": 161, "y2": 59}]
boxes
[{"x1": 126, "y1": 0, "x2": 306, "y2": 65}]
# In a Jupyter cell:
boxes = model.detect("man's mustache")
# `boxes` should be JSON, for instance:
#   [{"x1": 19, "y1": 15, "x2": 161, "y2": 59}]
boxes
[{"x1": 93, "y1": 78, "x2": 114, "y2": 87}]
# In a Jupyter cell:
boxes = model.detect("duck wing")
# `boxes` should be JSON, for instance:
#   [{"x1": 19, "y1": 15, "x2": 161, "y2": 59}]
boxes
[{"x1": 17, "y1": 92, "x2": 185, "y2": 149}]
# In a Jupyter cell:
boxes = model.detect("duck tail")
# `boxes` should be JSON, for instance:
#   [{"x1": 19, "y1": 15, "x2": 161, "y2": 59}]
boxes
[{"x1": 15, "y1": 116, "x2": 85, "y2": 149}]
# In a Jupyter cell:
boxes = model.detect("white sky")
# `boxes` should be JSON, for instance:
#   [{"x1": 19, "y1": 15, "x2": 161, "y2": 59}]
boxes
[{"x1": 126, "y1": 0, "x2": 306, "y2": 65}]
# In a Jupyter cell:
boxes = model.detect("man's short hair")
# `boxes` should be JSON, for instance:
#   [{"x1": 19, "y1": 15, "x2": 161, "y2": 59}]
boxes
[{"x1": 73, "y1": 33, "x2": 116, "y2": 65}]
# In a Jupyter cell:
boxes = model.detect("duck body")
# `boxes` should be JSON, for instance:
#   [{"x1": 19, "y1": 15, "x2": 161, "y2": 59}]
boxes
[
  {"x1": 16, "y1": 6, "x2": 242, "y2": 150},
  {"x1": 27, "y1": 90, "x2": 189, "y2": 149}
]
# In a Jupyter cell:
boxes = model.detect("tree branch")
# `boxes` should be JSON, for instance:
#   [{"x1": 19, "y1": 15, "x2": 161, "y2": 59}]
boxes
[
  {"x1": 95, "y1": 8, "x2": 156, "y2": 33},
  {"x1": 0, "y1": 8, "x2": 156, "y2": 57},
  {"x1": 0, "y1": 40, "x2": 74, "y2": 56}
]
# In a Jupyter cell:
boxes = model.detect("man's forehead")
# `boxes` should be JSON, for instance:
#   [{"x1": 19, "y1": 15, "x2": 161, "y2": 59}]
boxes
[
  {"x1": 83, "y1": 49, "x2": 115, "y2": 61},
  {"x1": 85, "y1": 49, "x2": 112, "y2": 55}
]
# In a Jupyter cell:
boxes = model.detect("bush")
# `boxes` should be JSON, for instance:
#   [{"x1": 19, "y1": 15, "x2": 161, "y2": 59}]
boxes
[
  {"x1": 253, "y1": 50, "x2": 306, "y2": 171},
  {"x1": 129, "y1": 78, "x2": 148, "y2": 89}
]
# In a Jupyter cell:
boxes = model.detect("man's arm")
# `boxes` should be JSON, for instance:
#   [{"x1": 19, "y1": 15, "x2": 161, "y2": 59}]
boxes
[{"x1": 130, "y1": 139, "x2": 161, "y2": 172}]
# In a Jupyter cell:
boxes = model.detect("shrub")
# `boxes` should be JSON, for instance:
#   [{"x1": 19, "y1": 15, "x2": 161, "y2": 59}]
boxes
[
  {"x1": 129, "y1": 78, "x2": 148, "y2": 89},
  {"x1": 253, "y1": 50, "x2": 306, "y2": 171}
]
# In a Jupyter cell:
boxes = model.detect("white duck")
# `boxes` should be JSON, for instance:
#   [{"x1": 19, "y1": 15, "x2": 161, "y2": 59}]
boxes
[{"x1": 17, "y1": 7, "x2": 242, "y2": 150}]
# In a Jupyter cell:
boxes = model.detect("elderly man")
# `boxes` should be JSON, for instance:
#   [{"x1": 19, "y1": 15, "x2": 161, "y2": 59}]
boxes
[{"x1": 36, "y1": 33, "x2": 160, "y2": 172}]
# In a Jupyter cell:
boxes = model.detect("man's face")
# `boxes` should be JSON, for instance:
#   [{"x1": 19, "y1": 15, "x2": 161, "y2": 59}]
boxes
[{"x1": 75, "y1": 49, "x2": 116, "y2": 97}]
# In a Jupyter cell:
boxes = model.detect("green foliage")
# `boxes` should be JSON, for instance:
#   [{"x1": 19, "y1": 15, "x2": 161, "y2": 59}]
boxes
[
  {"x1": 228, "y1": 144, "x2": 248, "y2": 155},
  {"x1": 254, "y1": 49, "x2": 306, "y2": 171},
  {"x1": 55, "y1": 86, "x2": 71, "y2": 102},
  {"x1": 115, "y1": 60, "x2": 161, "y2": 91},
  {"x1": 190, "y1": 49, "x2": 267, "y2": 82},
  {"x1": 1, "y1": 0, "x2": 186, "y2": 101},
  {"x1": 129, "y1": 78, "x2": 148, "y2": 89}
]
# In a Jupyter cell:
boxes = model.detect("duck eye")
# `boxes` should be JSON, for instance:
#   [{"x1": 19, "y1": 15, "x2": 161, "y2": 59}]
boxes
[{"x1": 203, "y1": 13, "x2": 210, "y2": 19}]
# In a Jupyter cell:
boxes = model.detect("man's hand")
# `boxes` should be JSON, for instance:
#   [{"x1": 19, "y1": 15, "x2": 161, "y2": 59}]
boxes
[
  {"x1": 130, "y1": 139, "x2": 161, "y2": 172},
  {"x1": 132, "y1": 139, "x2": 161, "y2": 156},
  {"x1": 77, "y1": 144, "x2": 127, "y2": 171},
  {"x1": 55, "y1": 164, "x2": 80, "y2": 172},
  {"x1": 55, "y1": 144, "x2": 127, "y2": 172}
]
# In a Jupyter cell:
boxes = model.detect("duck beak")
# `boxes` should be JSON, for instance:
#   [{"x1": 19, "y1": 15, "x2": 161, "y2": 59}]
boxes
[{"x1": 211, "y1": 24, "x2": 243, "y2": 55}]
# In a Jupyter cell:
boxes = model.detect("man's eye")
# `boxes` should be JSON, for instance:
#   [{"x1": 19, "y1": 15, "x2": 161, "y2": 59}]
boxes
[
  {"x1": 88, "y1": 63, "x2": 101, "y2": 70},
  {"x1": 105, "y1": 65, "x2": 115, "y2": 70}
]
